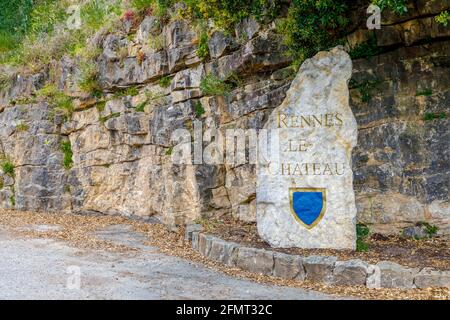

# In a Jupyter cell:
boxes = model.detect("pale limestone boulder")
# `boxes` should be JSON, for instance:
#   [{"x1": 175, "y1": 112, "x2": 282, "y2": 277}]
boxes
[
  {"x1": 332, "y1": 259, "x2": 369, "y2": 286},
  {"x1": 208, "y1": 239, "x2": 239, "y2": 267},
  {"x1": 273, "y1": 252, "x2": 305, "y2": 280},
  {"x1": 191, "y1": 231, "x2": 200, "y2": 251},
  {"x1": 414, "y1": 268, "x2": 450, "y2": 289},
  {"x1": 236, "y1": 247, "x2": 274, "y2": 275},
  {"x1": 198, "y1": 234, "x2": 215, "y2": 257},
  {"x1": 257, "y1": 47, "x2": 358, "y2": 249},
  {"x1": 377, "y1": 261, "x2": 419, "y2": 289},
  {"x1": 303, "y1": 255, "x2": 337, "y2": 284}
]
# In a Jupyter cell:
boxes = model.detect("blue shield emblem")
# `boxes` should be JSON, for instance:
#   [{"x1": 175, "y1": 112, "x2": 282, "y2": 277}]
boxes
[{"x1": 289, "y1": 188, "x2": 326, "y2": 229}]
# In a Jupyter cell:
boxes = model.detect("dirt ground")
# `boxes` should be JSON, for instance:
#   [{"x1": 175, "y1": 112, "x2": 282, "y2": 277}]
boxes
[
  {"x1": 0, "y1": 209, "x2": 448, "y2": 300},
  {"x1": 201, "y1": 216, "x2": 450, "y2": 270}
]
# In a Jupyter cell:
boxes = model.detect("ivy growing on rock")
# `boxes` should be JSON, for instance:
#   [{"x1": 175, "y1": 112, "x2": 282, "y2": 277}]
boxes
[
  {"x1": 372, "y1": 0, "x2": 408, "y2": 15},
  {"x1": 277, "y1": 0, "x2": 350, "y2": 66}
]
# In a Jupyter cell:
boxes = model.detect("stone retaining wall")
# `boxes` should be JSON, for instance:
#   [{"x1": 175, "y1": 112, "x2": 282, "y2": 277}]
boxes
[{"x1": 186, "y1": 227, "x2": 450, "y2": 289}]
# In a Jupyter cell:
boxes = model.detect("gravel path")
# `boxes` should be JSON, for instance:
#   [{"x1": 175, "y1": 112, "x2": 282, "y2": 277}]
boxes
[{"x1": 0, "y1": 225, "x2": 347, "y2": 300}]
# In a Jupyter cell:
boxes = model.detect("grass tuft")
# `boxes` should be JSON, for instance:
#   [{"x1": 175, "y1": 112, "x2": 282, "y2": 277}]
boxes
[
  {"x1": 200, "y1": 74, "x2": 232, "y2": 96},
  {"x1": 60, "y1": 140, "x2": 73, "y2": 169},
  {"x1": 194, "y1": 101, "x2": 205, "y2": 117},
  {"x1": 0, "y1": 159, "x2": 15, "y2": 177}
]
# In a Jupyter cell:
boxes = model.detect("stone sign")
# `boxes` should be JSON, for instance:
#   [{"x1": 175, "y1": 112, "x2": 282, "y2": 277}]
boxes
[{"x1": 256, "y1": 47, "x2": 358, "y2": 250}]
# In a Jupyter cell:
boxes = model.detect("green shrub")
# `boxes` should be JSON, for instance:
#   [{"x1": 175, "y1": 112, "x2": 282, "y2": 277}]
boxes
[
  {"x1": 77, "y1": 62, "x2": 102, "y2": 96},
  {"x1": 95, "y1": 100, "x2": 107, "y2": 112},
  {"x1": 277, "y1": 0, "x2": 350, "y2": 66},
  {"x1": 183, "y1": 0, "x2": 280, "y2": 31},
  {"x1": 0, "y1": 1, "x2": 85, "y2": 66},
  {"x1": 15, "y1": 122, "x2": 29, "y2": 132},
  {"x1": 416, "y1": 89, "x2": 433, "y2": 97},
  {"x1": 423, "y1": 112, "x2": 446, "y2": 121},
  {"x1": 372, "y1": 0, "x2": 408, "y2": 15},
  {"x1": 0, "y1": 32, "x2": 20, "y2": 54},
  {"x1": 357, "y1": 224, "x2": 370, "y2": 238},
  {"x1": 135, "y1": 101, "x2": 147, "y2": 112},
  {"x1": 9, "y1": 96, "x2": 37, "y2": 105},
  {"x1": 350, "y1": 78, "x2": 381, "y2": 103},
  {"x1": 0, "y1": 72, "x2": 13, "y2": 91},
  {"x1": 356, "y1": 239, "x2": 369, "y2": 252},
  {"x1": 194, "y1": 101, "x2": 205, "y2": 117},
  {"x1": 165, "y1": 146, "x2": 173, "y2": 155},
  {"x1": 158, "y1": 76, "x2": 172, "y2": 88},
  {"x1": 148, "y1": 33, "x2": 165, "y2": 51},
  {"x1": 197, "y1": 30, "x2": 210, "y2": 60},
  {"x1": 0, "y1": 0, "x2": 120, "y2": 68},
  {"x1": 126, "y1": 87, "x2": 140, "y2": 96},
  {"x1": 200, "y1": 74, "x2": 232, "y2": 96},
  {"x1": 81, "y1": 0, "x2": 110, "y2": 31},
  {"x1": 99, "y1": 112, "x2": 121, "y2": 124},
  {"x1": 130, "y1": 0, "x2": 174, "y2": 17},
  {"x1": 0, "y1": 0, "x2": 34, "y2": 53},
  {"x1": 60, "y1": 140, "x2": 73, "y2": 169},
  {"x1": 28, "y1": 0, "x2": 67, "y2": 36},
  {"x1": 417, "y1": 222, "x2": 439, "y2": 237},
  {"x1": 349, "y1": 35, "x2": 383, "y2": 60},
  {"x1": 37, "y1": 83, "x2": 59, "y2": 98},
  {"x1": 37, "y1": 84, "x2": 74, "y2": 114},
  {"x1": 435, "y1": 11, "x2": 450, "y2": 26},
  {"x1": 356, "y1": 223, "x2": 370, "y2": 252},
  {"x1": 1, "y1": 160, "x2": 15, "y2": 177},
  {"x1": 131, "y1": 0, "x2": 154, "y2": 11},
  {"x1": 113, "y1": 87, "x2": 140, "y2": 98},
  {"x1": 0, "y1": 0, "x2": 415, "y2": 78}
]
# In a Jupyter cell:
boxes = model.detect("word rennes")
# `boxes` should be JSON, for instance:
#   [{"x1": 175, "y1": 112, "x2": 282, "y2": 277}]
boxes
[{"x1": 277, "y1": 112, "x2": 344, "y2": 128}]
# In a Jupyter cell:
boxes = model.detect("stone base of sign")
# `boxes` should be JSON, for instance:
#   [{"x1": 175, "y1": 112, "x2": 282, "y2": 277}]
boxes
[{"x1": 189, "y1": 229, "x2": 450, "y2": 289}]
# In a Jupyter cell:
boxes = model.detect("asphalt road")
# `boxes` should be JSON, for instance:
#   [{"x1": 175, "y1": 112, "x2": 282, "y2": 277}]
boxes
[{"x1": 0, "y1": 225, "x2": 345, "y2": 300}]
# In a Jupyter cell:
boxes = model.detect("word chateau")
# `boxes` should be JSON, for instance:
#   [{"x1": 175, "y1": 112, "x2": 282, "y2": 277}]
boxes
[{"x1": 265, "y1": 162, "x2": 346, "y2": 176}]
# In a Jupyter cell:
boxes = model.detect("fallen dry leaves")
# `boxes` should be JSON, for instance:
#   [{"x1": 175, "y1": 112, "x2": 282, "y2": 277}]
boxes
[
  {"x1": 0, "y1": 209, "x2": 448, "y2": 300},
  {"x1": 201, "y1": 216, "x2": 450, "y2": 270},
  {"x1": 0, "y1": 209, "x2": 134, "y2": 252}
]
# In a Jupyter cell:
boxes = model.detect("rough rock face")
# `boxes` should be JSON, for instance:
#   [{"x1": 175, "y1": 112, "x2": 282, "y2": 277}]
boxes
[
  {"x1": 351, "y1": 41, "x2": 450, "y2": 234},
  {"x1": 0, "y1": 103, "x2": 70, "y2": 211},
  {"x1": 0, "y1": 8, "x2": 448, "y2": 235},
  {"x1": 256, "y1": 47, "x2": 358, "y2": 249}
]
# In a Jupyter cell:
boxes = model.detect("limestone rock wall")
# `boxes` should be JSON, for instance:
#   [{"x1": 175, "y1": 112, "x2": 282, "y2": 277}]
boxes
[
  {"x1": 0, "y1": 3, "x2": 448, "y2": 233},
  {"x1": 351, "y1": 42, "x2": 450, "y2": 234}
]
